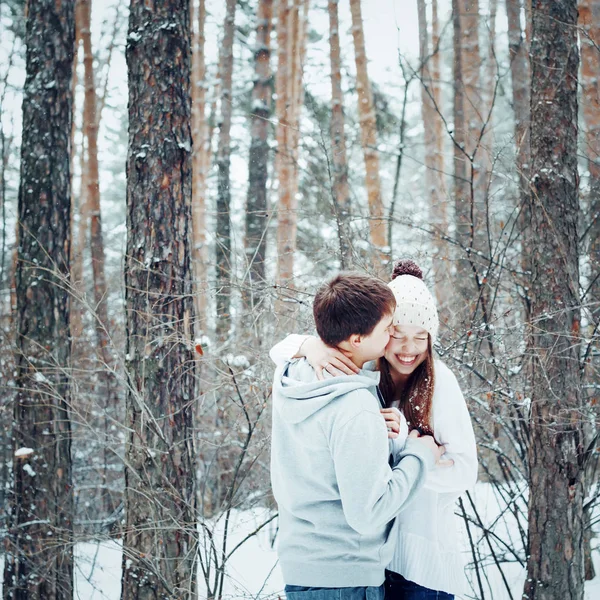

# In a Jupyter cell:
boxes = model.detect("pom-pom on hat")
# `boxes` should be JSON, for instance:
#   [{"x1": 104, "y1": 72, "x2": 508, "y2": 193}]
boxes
[{"x1": 387, "y1": 259, "x2": 439, "y2": 342}]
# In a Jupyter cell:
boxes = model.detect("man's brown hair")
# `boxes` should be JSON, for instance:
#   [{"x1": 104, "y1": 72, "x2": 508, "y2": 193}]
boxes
[{"x1": 313, "y1": 272, "x2": 396, "y2": 346}]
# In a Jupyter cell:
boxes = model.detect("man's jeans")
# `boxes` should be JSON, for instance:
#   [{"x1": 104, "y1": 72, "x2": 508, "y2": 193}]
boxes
[
  {"x1": 284, "y1": 584, "x2": 385, "y2": 600},
  {"x1": 385, "y1": 570, "x2": 454, "y2": 600}
]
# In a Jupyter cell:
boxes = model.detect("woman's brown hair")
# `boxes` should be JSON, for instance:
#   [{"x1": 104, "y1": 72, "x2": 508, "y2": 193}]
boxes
[{"x1": 377, "y1": 336, "x2": 435, "y2": 436}]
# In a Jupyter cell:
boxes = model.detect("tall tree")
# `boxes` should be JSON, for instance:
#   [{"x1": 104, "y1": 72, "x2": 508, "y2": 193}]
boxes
[
  {"x1": 287, "y1": 0, "x2": 310, "y2": 213},
  {"x1": 523, "y1": 2, "x2": 584, "y2": 599},
  {"x1": 506, "y1": 0, "x2": 530, "y2": 217},
  {"x1": 191, "y1": 0, "x2": 209, "y2": 331},
  {"x1": 3, "y1": 0, "x2": 75, "y2": 597},
  {"x1": 275, "y1": 0, "x2": 308, "y2": 301},
  {"x1": 328, "y1": 0, "x2": 352, "y2": 267},
  {"x1": 579, "y1": 0, "x2": 600, "y2": 313},
  {"x1": 215, "y1": 0, "x2": 236, "y2": 341},
  {"x1": 577, "y1": 0, "x2": 600, "y2": 581},
  {"x1": 244, "y1": 0, "x2": 274, "y2": 310},
  {"x1": 122, "y1": 0, "x2": 197, "y2": 597},
  {"x1": 349, "y1": 0, "x2": 387, "y2": 265},
  {"x1": 274, "y1": 0, "x2": 291, "y2": 293},
  {"x1": 80, "y1": 0, "x2": 119, "y2": 515},
  {"x1": 453, "y1": 0, "x2": 492, "y2": 330},
  {"x1": 417, "y1": 0, "x2": 448, "y2": 304},
  {"x1": 452, "y1": 0, "x2": 469, "y2": 296}
]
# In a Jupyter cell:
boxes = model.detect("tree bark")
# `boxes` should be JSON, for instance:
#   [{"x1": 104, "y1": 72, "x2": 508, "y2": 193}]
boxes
[
  {"x1": 579, "y1": 0, "x2": 600, "y2": 313},
  {"x1": 287, "y1": 0, "x2": 309, "y2": 214},
  {"x1": 328, "y1": 0, "x2": 352, "y2": 268},
  {"x1": 506, "y1": 0, "x2": 531, "y2": 217},
  {"x1": 523, "y1": 3, "x2": 585, "y2": 599},
  {"x1": 3, "y1": 0, "x2": 75, "y2": 598},
  {"x1": 275, "y1": 0, "x2": 294, "y2": 295},
  {"x1": 417, "y1": 0, "x2": 448, "y2": 305},
  {"x1": 191, "y1": 0, "x2": 208, "y2": 332},
  {"x1": 215, "y1": 0, "x2": 236, "y2": 341},
  {"x1": 80, "y1": 0, "x2": 118, "y2": 516},
  {"x1": 244, "y1": 0, "x2": 274, "y2": 309},
  {"x1": 70, "y1": 0, "x2": 84, "y2": 341},
  {"x1": 577, "y1": 0, "x2": 600, "y2": 581},
  {"x1": 122, "y1": 0, "x2": 197, "y2": 597},
  {"x1": 452, "y1": 0, "x2": 469, "y2": 299},
  {"x1": 349, "y1": 0, "x2": 388, "y2": 266}
]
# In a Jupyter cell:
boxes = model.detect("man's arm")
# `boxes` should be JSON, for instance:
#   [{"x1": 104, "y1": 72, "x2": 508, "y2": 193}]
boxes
[{"x1": 330, "y1": 406, "x2": 435, "y2": 535}]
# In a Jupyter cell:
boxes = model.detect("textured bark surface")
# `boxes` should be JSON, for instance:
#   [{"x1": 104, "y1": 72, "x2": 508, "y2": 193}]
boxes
[
  {"x1": 452, "y1": 0, "x2": 468, "y2": 271},
  {"x1": 578, "y1": 0, "x2": 600, "y2": 581},
  {"x1": 191, "y1": 0, "x2": 208, "y2": 331},
  {"x1": 580, "y1": 0, "x2": 600, "y2": 313},
  {"x1": 417, "y1": 0, "x2": 447, "y2": 304},
  {"x1": 275, "y1": 0, "x2": 293, "y2": 290},
  {"x1": 349, "y1": 0, "x2": 387, "y2": 264},
  {"x1": 215, "y1": 0, "x2": 236, "y2": 341},
  {"x1": 287, "y1": 0, "x2": 309, "y2": 212},
  {"x1": 506, "y1": 0, "x2": 531, "y2": 214},
  {"x1": 244, "y1": 0, "x2": 274, "y2": 307},
  {"x1": 81, "y1": 0, "x2": 119, "y2": 516},
  {"x1": 524, "y1": 2, "x2": 585, "y2": 599},
  {"x1": 328, "y1": 0, "x2": 352, "y2": 267},
  {"x1": 453, "y1": 0, "x2": 492, "y2": 327},
  {"x1": 122, "y1": 1, "x2": 197, "y2": 597},
  {"x1": 3, "y1": 0, "x2": 75, "y2": 598}
]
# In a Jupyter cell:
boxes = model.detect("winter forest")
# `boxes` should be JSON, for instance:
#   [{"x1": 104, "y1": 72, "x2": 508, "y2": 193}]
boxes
[{"x1": 0, "y1": 0, "x2": 599, "y2": 598}]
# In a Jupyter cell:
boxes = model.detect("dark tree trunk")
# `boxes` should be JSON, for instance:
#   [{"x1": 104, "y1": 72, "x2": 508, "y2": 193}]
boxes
[
  {"x1": 523, "y1": 3, "x2": 585, "y2": 599},
  {"x1": 244, "y1": 0, "x2": 274, "y2": 310},
  {"x1": 3, "y1": 1, "x2": 75, "y2": 598},
  {"x1": 215, "y1": 0, "x2": 236, "y2": 341},
  {"x1": 122, "y1": 1, "x2": 197, "y2": 598}
]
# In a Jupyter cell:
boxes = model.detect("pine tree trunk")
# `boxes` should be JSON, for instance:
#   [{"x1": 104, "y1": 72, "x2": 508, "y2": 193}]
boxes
[
  {"x1": 417, "y1": 0, "x2": 448, "y2": 305},
  {"x1": 122, "y1": 1, "x2": 197, "y2": 597},
  {"x1": 70, "y1": 0, "x2": 84, "y2": 341},
  {"x1": 215, "y1": 0, "x2": 236, "y2": 341},
  {"x1": 244, "y1": 0, "x2": 274, "y2": 309},
  {"x1": 483, "y1": 0, "x2": 496, "y2": 186},
  {"x1": 275, "y1": 0, "x2": 294, "y2": 294},
  {"x1": 3, "y1": 0, "x2": 75, "y2": 598},
  {"x1": 81, "y1": 0, "x2": 118, "y2": 516},
  {"x1": 287, "y1": 0, "x2": 309, "y2": 209},
  {"x1": 191, "y1": 0, "x2": 208, "y2": 332},
  {"x1": 453, "y1": 0, "x2": 491, "y2": 325},
  {"x1": 580, "y1": 0, "x2": 600, "y2": 313},
  {"x1": 452, "y1": 0, "x2": 470, "y2": 299},
  {"x1": 328, "y1": 0, "x2": 352, "y2": 268},
  {"x1": 506, "y1": 0, "x2": 531, "y2": 215},
  {"x1": 349, "y1": 0, "x2": 388, "y2": 266},
  {"x1": 523, "y1": 3, "x2": 585, "y2": 599},
  {"x1": 577, "y1": 0, "x2": 600, "y2": 581}
]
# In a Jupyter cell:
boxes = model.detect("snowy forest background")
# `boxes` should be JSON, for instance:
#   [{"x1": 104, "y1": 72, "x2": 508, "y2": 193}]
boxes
[{"x1": 0, "y1": 0, "x2": 599, "y2": 598}]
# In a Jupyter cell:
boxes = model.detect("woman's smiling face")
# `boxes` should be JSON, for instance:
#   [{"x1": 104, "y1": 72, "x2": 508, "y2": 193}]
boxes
[{"x1": 384, "y1": 324, "x2": 429, "y2": 377}]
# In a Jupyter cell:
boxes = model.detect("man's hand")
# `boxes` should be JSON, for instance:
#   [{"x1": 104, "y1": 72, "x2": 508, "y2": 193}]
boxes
[{"x1": 408, "y1": 429, "x2": 454, "y2": 466}]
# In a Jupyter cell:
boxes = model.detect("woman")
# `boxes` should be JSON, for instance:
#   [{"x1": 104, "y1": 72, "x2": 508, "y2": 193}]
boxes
[{"x1": 270, "y1": 259, "x2": 478, "y2": 599}]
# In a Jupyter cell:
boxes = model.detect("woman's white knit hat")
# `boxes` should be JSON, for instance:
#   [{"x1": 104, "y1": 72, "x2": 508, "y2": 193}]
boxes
[{"x1": 387, "y1": 259, "x2": 439, "y2": 342}]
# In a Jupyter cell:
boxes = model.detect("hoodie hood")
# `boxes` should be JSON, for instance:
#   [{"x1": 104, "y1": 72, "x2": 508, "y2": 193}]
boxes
[{"x1": 273, "y1": 358, "x2": 381, "y2": 424}]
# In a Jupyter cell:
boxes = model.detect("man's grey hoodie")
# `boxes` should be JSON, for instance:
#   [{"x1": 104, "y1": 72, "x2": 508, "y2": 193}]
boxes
[{"x1": 271, "y1": 358, "x2": 435, "y2": 588}]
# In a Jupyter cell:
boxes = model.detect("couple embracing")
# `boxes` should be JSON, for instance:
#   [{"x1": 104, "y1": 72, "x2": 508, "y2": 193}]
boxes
[{"x1": 270, "y1": 260, "x2": 478, "y2": 600}]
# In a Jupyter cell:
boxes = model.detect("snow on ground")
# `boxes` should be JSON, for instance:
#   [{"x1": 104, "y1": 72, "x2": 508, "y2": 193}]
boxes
[{"x1": 0, "y1": 484, "x2": 598, "y2": 599}]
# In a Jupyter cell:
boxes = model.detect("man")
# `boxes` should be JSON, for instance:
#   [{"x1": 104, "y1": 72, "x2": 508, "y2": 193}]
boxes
[{"x1": 271, "y1": 273, "x2": 442, "y2": 600}]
